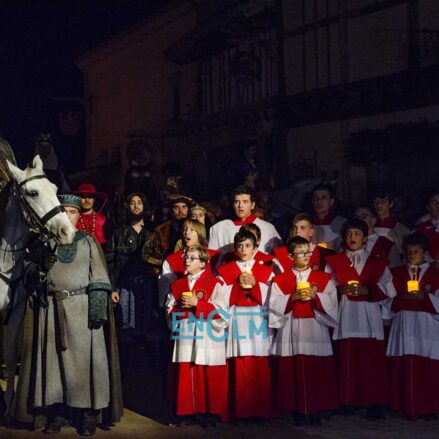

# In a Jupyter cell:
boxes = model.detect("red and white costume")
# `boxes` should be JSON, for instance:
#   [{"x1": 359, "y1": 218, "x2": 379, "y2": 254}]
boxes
[
  {"x1": 166, "y1": 270, "x2": 228, "y2": 419},
  {"x1": 386, "y1": 263, "x2": 439, "y2": 419},
  {"x1": 269, "y1": 268, "x2": 339, "y2": 414},
  {"x1": 216, "y1": 260, "x2": 276, "y2": 419},
  {"x1": 274, "y1": 243, "x2": 335, "y2": 273},
  {"x1": 158, "y1": 248, "x2": 220, "y2": 307},
  {"x1": 325, "y1": 249, "x2": 396, "y2": 407},
  {"x1": 374, "y1": 216, "x2": 409, "y2": 255},
  {"x1": 209, "y1": 214, "x2": 282, "y2": 254},
  {"x1": 312, "y1": 214, "x2": 346, "y2": 251},
  {"x1": 416, "y1": 220, "x2": 439, "y2": 261},
  {"x1": 364, "y1": 233, "x2": 401, "y2": 268}
]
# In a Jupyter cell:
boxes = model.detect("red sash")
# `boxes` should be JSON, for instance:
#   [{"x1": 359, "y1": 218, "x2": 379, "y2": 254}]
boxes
[
  {"x1": 171, "y1": 271, "x2": 221, "y2": 320},
  {"x1": 217, "y1": 261, "x2": 272, "y2": 307},
  {"x1": 325, "y1": 253, "x2": 387, "y2": 302},
  {"x1": 369, "y1": 236, "x2": 393, "y2": 260},
  {"x1": 273, "y1": 270, "x2": 330, "y2": 318},
  {"x1": 390, "y1": 266, "x2": 439, "y2": 314}
]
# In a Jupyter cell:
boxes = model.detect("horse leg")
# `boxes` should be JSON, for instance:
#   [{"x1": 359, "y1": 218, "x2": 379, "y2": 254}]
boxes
[{"x1": 2, "y1": 284, "x2": 27, "y2": 420}]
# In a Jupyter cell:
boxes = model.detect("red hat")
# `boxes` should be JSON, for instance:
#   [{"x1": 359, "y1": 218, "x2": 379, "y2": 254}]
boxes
[{"x1": 72, "y1": 182, "x2": 107, "y2": 200}]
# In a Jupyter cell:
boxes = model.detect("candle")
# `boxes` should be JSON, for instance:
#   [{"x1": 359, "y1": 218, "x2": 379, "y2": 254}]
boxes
[
  {"x1": 407, "y1": 280, "x2": 419, "y2": 293},
  {"x1": 240, "y1": 271, "x2": 253, "y2": 289},
  {"x1": 181, "y1": 291, "x2": 193, "y2": 307},
  {"x1": 297, "y1": 281, "x2": 311, "y2": 301},
  {"x1": 317, "y1": 242, "x2": 328, "y2": 248},
  {"x1": 347, "y1": 280, "x2": 359, "y2": 286}
]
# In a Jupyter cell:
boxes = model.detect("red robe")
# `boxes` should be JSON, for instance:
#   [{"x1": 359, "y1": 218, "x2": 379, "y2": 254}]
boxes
[
  {"x1": 326, "y1": 253, "x2": 389, "y2": 407},
  {"x1": 416, "y1": 220, "x2": 439, "y2": 260},
  {"x1": 388, "y1": 266, "x2": 439, "y2": 419},
  {"x1": 168, "y1": 272, "x2": 228, "y2": 419},
  {"x1": 77, "y1": 211, "x2": 108, "y2": 245},
  {"x1": 272, "y1": 270, "x2": 339, "y2": 414},
  {"x1": 217, "y1": 261, "x2": 276, "y2": 419}
]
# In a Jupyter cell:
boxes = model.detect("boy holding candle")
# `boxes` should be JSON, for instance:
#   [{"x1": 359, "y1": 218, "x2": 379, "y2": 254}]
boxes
[
  {"x1": 386, "y1": 232, "x2": 439, "y2": 420},
  {"x1": 166, "y1": 245, "x2": 227, "y2": 429},
  {"x1": 269, "y1": 236, "x2": 339, "y2": 426},
  {"x1": 325, "y1": 218, "x2": 396, "y2": 419},
  {"x1": 216, "y1": 230, "x2": 275, "y2": 422},
  {"x1": 274, "y1": 213, "x2": 335, "y2": 273}
]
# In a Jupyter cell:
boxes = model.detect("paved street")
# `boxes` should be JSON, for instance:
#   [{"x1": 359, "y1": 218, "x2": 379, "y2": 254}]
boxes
[{"x1": 0, "y1": 347, "x2": 438, "y2": 438}]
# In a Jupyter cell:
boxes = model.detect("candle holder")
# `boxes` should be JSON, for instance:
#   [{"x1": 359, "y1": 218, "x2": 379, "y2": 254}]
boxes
[
  {"x1": 407, "y1": 280, "x2": 420, "y2": 293},
  {"x1": 347, "y1": 280, "x2": 359, "y2": 296},
  {"x1": 182, "y1": 291, "x2": 193, "y2": 307},
  {"x1": 240, "y1": 271, "x2": 253, "y2": 289},
  {"x1": 297, "y1": 281, "x2": 312, "y2": 301}
]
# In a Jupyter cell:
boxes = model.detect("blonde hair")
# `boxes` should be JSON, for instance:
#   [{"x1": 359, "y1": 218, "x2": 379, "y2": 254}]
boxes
[
  {"x1": 182, "y1": 219, "x2": 207, "y2": 248},
  {"x1": 186, "y1": 245, "x2": 210, "y2": 264},
  {"x1": 190, "y1": 204, "x2": 206, "y2": 215}
]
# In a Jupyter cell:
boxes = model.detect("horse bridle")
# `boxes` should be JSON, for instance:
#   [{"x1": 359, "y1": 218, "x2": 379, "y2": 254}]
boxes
[{"x1": 15, "y1": 174, "x2": 65, "y2": 240}]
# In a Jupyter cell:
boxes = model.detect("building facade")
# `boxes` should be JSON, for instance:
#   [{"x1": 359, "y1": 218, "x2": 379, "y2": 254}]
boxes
[{"x1": 78, "y1": 0, "x2": 439, "y2": 212}]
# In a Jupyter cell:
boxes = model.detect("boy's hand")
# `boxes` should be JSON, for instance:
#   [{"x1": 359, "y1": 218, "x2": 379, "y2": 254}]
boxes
[
  {"x1": 339, "y1": 284, "x2": 358, "y2": 296},
  {"x1": 182, "y1": 295, "x2": 198, "y2": 308},
  {"x1": 111, "y1": 291, "x2": 120, "y2": 303},
  {"x1": 239, "y1": 273, "x2": 256, "y2": 287}
]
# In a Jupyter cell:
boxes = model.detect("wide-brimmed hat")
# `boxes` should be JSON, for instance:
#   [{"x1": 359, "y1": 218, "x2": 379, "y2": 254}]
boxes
[
  {"x1": 167, "y1": 194, "x2": 193, "y2": 207},
  {"x1": 59, "y1": 194, "x2": 81, "y2": 210},
  {"x1": 72, "y1": 182, "x2": 107, "y2": 200}
]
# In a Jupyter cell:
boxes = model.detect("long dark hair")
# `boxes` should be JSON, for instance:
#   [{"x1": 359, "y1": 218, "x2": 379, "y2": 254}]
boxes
[{"x1": 120, "y1": 192, "x2": 153, "y2": 229}]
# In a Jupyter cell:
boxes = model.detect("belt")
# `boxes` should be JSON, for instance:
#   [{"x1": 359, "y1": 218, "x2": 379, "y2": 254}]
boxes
[
  {"x1": 49, "y1": 287, "x2": 87, "y2": 350},
  {"x1": 49, "y1": 287, "x2": 87, "y2": 301}
]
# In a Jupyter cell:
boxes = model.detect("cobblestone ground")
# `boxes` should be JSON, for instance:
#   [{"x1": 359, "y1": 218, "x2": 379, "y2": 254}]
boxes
[{"x1": 1, "y1": 345, "x2": 438, "y2": 438}]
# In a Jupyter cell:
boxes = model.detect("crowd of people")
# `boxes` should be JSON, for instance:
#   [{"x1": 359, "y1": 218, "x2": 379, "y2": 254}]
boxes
[{"x1": 10, "y1": 178, "x2": 439, "y2": 434}]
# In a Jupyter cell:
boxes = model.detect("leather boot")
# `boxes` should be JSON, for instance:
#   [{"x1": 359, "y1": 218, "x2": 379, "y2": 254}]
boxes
[
  {"x1": 78, "y1": 409, "x2": 97, "y2": 436},
  {"x1": 44, "y1": 405, "x2": 71, "y2": 434}
]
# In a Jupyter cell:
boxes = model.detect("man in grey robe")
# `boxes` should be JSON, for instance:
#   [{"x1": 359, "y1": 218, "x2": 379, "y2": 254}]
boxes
[{"x1": 21, "y1": 194, "x2": 112, "y2": 436}]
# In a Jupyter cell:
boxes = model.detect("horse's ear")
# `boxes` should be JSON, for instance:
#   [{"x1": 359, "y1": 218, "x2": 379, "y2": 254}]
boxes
[
  {"x1": 6, "y1": 160, "x2": 25, "y2": 183},
  {"x1": 32, "y1": 155, "x2": 44, "y2": 170}
]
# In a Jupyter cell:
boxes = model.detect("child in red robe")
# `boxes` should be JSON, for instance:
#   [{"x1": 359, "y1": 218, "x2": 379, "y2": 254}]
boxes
[
  {"x1": 325, "y1": 218, "x2": 396, "y2": 419},
  {"x1": 269, "y1": 236, "x2": 339, "y2": 426},
  {"x1": 387, "y1": 232, "x2": 439, "y2": 420},
  {"x1": 217, "y1": 229, "x2": 276, "y2": 423},
  {"x1": 167, "y1": 245, "x2": 227, "y2": 429}
]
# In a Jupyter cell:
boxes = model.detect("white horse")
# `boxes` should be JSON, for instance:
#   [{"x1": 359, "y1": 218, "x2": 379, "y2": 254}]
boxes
[{"x1": 0, "y1": 155, "x2": 75, "y2": 417}]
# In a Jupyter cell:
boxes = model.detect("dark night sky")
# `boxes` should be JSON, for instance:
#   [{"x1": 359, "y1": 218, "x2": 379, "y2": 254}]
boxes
[{"x1": 0, "y1": 0, "x2": 168, "y2": 164}]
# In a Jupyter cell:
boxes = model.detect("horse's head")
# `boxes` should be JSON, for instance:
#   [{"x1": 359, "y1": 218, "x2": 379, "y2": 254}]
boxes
[{"x1": 6, "y1": 155, "x2": 75, "y2": 244}]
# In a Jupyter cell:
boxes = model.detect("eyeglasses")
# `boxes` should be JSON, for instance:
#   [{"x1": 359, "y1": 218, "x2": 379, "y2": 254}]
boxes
[
  {"x1": 183, "y1": 256, "x2": 200, "y2": 262},
  {"x1": 292, "y1": 250, "x2": 313, "y2": 257}
]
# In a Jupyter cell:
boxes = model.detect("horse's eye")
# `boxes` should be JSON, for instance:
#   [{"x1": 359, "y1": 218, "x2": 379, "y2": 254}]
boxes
[{"x1": 26, "y1": 190, "x2": 39, "y2": 198}]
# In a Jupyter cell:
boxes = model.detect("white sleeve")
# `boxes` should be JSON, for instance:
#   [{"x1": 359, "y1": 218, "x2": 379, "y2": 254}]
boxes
[
  {"x1": 378, "y1": 266, "x2": 397, "y2": 299},
  {"x1": 158, "y1": 260, "x2": 177, "y2": 307},
  {"x1": 207, "y1": 282, "x2": 229, "y2": 332},
  {"x1": 208, "y1": 224, "x2": 220, "y2": 250},
  {"x1": 314, "y1": 279, "x2": 338, "y2": 328},
  {"x1": 265, "y1": 225, "x2": 283, "y2": 253},
  {"x1": 268, "y1": 281, "x2": 291, "y2": 329},
  {"x1": 428, "y1": 293, "x2": 439, "y2": 321}
]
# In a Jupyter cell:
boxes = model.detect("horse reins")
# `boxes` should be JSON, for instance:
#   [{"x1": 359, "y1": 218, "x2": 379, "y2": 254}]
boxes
[{"x1": 15, "y1": 174, "x2": 66, "y2": 238}]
